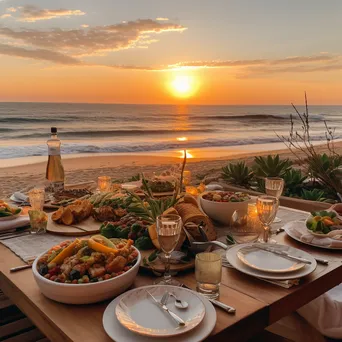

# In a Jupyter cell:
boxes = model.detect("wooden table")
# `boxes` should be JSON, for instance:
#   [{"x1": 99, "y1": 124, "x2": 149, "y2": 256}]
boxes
[{"x1": 0, "y1": 207, "x2": 341, "y2": 342}]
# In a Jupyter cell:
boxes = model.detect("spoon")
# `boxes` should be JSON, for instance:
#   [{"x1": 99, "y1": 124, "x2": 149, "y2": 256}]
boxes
[{"x1": 169, "y1": 292, "x2": 189, "y2": 309}]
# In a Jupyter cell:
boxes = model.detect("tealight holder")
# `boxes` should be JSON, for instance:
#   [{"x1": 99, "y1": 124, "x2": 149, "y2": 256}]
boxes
[
  {"x1": 98, "y1": 176, "x2": 112, "y2": 192},
  {"x1": 183, "y1": 170, "x2": 192, "y2": 186},
  {"x1": 186, "y1": 186, "x2": 199, "y2": 196}
]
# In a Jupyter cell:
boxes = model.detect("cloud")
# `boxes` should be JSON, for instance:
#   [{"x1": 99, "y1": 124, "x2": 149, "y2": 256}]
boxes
[
  {"x1": 0, "y1": 13, "x2": 11, "y2": 18},
  {"x1": 0, "y1": 19, "x2": 186, "y2": 56},
  {"x1": 156, "y1": 17, "x2": 169, "y2": 21},
  {"x1": 0, "y1": 43, "x2": 81, "y2": 64},
  {"x1": 81, "y1": 24, "x2": 89, "y2": 28},
  {"x1": 8, "y1": 5, "x2": 85, "y2": 22}
]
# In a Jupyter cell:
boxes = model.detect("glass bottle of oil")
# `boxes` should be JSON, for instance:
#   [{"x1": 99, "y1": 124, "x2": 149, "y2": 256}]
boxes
[{"x1": 46, "y1": 127, "x2": 65, "y2": 192}]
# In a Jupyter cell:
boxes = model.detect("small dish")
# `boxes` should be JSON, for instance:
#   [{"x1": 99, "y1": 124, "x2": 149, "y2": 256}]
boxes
[
  {"x1": 115, "y1": 285, "x2": 205, "y2": 337},
  {"x1": 0, "y1": 206, "x2": 22, "y2": 221},
  {"x1": 237, "y1": 245, "x2": 305, "y2": 273}
]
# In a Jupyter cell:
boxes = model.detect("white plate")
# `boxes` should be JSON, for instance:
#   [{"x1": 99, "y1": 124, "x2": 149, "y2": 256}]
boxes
[
  {"x1": 284, "y1": 222, "x2": 342, "y2": 250},
  {"x1": 226, "y1": 243, "x2": 317, "y2": 280},
  {"x1": 103, "y1": 285, "x2": 216, "y2": 342},
  {"x1": 115, "y1": 286, "x2": 205, "y2": 337},
  {"x1": 237, "y1": 244, "x2": 305, "y2": 273},
  {"x1": 0, "y1": 206, "x2": 22, "y2": 221}
]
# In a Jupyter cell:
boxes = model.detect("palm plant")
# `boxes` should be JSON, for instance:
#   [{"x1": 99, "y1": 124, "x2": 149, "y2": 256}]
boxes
[
  {"x1": 221, "y1": 162, "x2": 254, "y2": 188},
  {"x1": 283, "y1": 168, "x2": 307, "y2": 197},
  {"x1": 254, "y1": 155, "x2": 292, "y2": 178}
]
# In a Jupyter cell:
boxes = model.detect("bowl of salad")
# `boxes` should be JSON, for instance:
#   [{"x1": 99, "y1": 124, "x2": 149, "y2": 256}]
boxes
[
  {"x1": 306, "y1": 210, "x2": 342, "y2": 238},
  {"x1": 199, "y1": 191, "x2": 252, "y2": 225},
  {"x1": 0, "y1": 201, "x2": 22, "y2": 221},
  {"x1": 32, "y1": 235, "x2": 141, "y2": 304}
]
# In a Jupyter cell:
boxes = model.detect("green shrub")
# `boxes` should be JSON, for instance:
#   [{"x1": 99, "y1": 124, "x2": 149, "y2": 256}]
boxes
[
  {"x1": 301, "y1": 189, "x2": 327, "y2": 202},
  {"x1": 283, "y1": 168, "x2": 307, "y2": 196},
  {"x1": 222, "y1": 162, "x2": 254, "y2": 187},
  {"x1": 254, "y1": 155, "x2": 292, "y2": 177}
]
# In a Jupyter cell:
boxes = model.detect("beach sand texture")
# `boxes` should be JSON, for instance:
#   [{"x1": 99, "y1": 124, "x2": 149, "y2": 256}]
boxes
[{"x1": 1, "y1": 142, "x2": 342, "y2": 198}]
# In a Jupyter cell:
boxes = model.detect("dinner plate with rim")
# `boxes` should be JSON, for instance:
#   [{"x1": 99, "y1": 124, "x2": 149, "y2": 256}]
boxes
[
  {"x1": 115, "y1": 285, "x2": 205, "y2": 337},
  {"x1": 284, "y1": 221, "x2": 342, "y2": 250},
  {"x1": 0, "y1": 206, "x2": 22, "y2": 221},
  {"x1": 226, "y1": 243, "x2": 317, "y2": 280},
  {"x1": 103, "y1": 285, "x2": 216, "y2": 342},
  {"x1": 237, "y1": 244, "x2": 306, "y2": 273}
]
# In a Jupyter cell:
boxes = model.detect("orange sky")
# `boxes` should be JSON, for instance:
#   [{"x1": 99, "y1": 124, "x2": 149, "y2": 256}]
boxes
[{"x1": 1, "y1": 59, "x2": 341, "y2": 105}]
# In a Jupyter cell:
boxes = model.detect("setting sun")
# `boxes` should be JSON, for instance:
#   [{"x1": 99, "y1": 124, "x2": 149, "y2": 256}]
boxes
[{"x1": 169, "y1": 75, "x2": 198, "y2": 98}]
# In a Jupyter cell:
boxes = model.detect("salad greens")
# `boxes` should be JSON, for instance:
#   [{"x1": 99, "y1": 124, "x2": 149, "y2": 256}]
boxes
[{"x1": 306, "y1": 210, "x2": 341, "y2": 234}]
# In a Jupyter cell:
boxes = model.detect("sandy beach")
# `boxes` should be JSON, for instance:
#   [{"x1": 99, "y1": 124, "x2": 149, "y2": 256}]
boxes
[{"x1": 2, "y1": 141, "x2": 342, "y2": 198}]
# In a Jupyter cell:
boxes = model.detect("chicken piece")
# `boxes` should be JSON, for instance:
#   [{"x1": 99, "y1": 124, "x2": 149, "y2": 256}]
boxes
[
  {"x1": 88, "y1": 265, "x2": 106, "y2": 278},
  {"x1": 114, "y1": 208, "x2": 127, "y2": 218},
  {"x1": 52, "y1": 207, "x2": 64, "y2": 223},
  {"x1": 105, "y1": 256, "x2": 127, "y2": 273},
  {"x1": 60, "y1": 263, "x2": 72, "y2": 276},
  {"x1": 61, "y1": 207, "x2": 74, "y2": 225},
  {"x1": 92, "y1": 206, "x2": 115, "y2": 222},
  {"x1": 91, "y1": 252, "x2": 105, "y2": 264}
]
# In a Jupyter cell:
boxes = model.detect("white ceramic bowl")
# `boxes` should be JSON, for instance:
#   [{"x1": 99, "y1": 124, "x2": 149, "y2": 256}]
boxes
[
  {"x1": 199, "y1": 191, "x2": 251, "y2": 225},
  {"x1": 32, "y1": 247, "x2": 141, "y2": 304}
]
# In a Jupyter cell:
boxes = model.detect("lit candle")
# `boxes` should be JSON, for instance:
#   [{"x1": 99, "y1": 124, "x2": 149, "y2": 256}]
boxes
[
  {"x1": 183, "y1": 170, "x2": 192, "y2": 186},
  {"x1": 247, "y1": 203, "x2": 262, "y2": 232},
  {"x1": 98, "y1": 176, "x2": 112, "y2": 192},
  {"x1": 185, "y1": 186, "x2": 199, "y2": 196}
]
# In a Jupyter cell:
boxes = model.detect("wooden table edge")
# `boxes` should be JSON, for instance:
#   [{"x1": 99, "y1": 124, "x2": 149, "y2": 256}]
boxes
[{"x1": 0, "y1": 270, "x2": 72, "y2": 342}]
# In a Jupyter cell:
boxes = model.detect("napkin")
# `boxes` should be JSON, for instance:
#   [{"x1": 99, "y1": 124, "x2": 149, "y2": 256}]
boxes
[
  {"x1": 297, "y1": 283, "x2": 342, "y2": 339},
  {"x1": 284, "y1": 221, "x2": 342, "y2": 248},
  {"x1": 0, "y1": 216, "x2": 30, "y2": 232}
]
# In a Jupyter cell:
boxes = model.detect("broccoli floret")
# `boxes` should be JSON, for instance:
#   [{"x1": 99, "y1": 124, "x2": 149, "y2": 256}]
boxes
[
  {"x1": 134, "y1": 236, "x2": 154, "y2": 250},
  {"x1": 118, "y1": 227, "x2": 130, "y2": 239},
  {"x1": 131, "y1": 223, "x2": 142, "y2": 233},
  {"x1": 100, "y1": 223, "x2": 121, "y2": 238}
]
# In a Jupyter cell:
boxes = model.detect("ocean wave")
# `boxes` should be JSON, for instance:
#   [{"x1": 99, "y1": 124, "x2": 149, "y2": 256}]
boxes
[
  {"x1": 12, "y1": 128, "x2": 217, "y2": 139},
  {"x1": 0, "y1": 116, "x2": 81, "y2": 124},
  {"x1": 1, "y1": 134, "x2": 339, "y2": 159}
]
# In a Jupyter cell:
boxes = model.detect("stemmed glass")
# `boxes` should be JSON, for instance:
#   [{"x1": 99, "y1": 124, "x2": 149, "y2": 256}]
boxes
[
  {"x1": 265, "y1": 177, "x2": 284, "y2": 223},
  {"x1": 155, "y1": 214, "x2": 182, "y2": 286},
  {"x1": 256, "y1": 195, "x2": 279, "y2": 243}
]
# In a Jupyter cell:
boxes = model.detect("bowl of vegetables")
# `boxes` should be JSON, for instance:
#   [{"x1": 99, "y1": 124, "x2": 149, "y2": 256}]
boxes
[
  {"x1": 32, "y1": 235, "x2": 141, "y2": 304},
  {"x1": 306, "y1": 210, "x2": 342, "y2": 238},
  {"x1": 199, "y1": 191, "x2": 252, "y2": 225},
  {"x1": 0, "y1": 201, "x2": 22, "y2": 221}
]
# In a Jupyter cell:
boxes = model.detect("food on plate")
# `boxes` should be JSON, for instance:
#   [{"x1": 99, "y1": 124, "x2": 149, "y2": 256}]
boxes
[
  {"x1": 0, "y1": 200, "x2": 21, "y2": 217},
  {"x1": 202, "y1": 191, "x2": 250, "y2": 203},
  {"x1": 142, "y1": 179, "x2": 175, "y2": 193},
  {"x1": 306, "y1": 210, "x2": 342, "y2": 234},
  {"x1": 37, "y1": 236, "x2": 138, "y2": 284},
  {"x1": 51, "y1": 199, "x2": 93, "y2": 225},
  {"x1": 100, "y1": 213, "x2": 153, "y2": 250},
  {"x1": 53, "y1": 188, "x2": 93, "y2": 202},
  {"x1": 92, "y1": 206, "x2": 127, "y2": 222}
]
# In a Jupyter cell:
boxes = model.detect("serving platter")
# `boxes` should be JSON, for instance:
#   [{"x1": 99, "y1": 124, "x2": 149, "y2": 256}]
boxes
[
  {"x1": 115, "y1": 286, "x2": 205, "y2": 337},
  {"x1": 139, "y1": 249, "x2": 195, "y2": 273},
  {"x1": 103, "y1": 285, "x2": 216, "y2": 342},
  {"x1": 284, "y1": 221, "x2": 342, "y2": 250},
  {"x1": 46, "y1": 213, "x2": 100, "y2": 236}
]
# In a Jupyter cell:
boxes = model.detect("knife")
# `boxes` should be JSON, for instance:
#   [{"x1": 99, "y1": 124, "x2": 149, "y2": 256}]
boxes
[
  {"x1": 180, "y1": 284, "x2": 236, "y2": 314},
  {"x1": 254, "y1": 245, "x2": 312, "y2": 264},
  {"x1": 145, "y1": 290, "x2": 185, "y2": 326}
]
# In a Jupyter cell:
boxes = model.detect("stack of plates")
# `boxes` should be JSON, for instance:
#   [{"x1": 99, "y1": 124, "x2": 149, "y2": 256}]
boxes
[
  {"x1": 103, "y1": 285, "x2": 217, "y2": 342},
  {"x1": 226, "y1": 243, "x2": 317, "y2": 280}
]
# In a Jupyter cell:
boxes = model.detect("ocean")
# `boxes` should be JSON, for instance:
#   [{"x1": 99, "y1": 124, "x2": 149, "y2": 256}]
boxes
[{"x1": 0, "y1": 102, "x2": 341, "y2": 160}]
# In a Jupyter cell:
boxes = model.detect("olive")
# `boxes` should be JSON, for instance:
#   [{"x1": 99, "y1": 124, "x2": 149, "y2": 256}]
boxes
[
  {"x1": 38, "y1": 264, "x2": 49, "y2": 276},
  {"x1": 90, "y1": 278, "x2": 98, "y2": 283},
  {"x1": 69, "y1": 269, "x2": 81, "y2": 280}
]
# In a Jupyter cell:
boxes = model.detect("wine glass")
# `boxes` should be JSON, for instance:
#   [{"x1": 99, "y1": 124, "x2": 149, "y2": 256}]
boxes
[
  {"x1": 256, "y1": 195, "x2": 279, "y2": 243},
  {"x1": 265, "y1": 177, "x2": 284, "y2": 223},
  {"x1": 155, "y1": 214, "x2": 182, "y2": 285}
]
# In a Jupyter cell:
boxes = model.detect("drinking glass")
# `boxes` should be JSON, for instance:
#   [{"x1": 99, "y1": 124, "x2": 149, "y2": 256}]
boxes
[
  {"x1": 28, "y1": 188, "x2": 45, "y2": 211},
  {"x1": 256, "y1": 195, "x2": 279, "y2": 243},
  {"x1": 155, "y1": 214, "x2": 182, "y2": 286},
  {"x1": 265, "y1": 177, "x2": 284, "y2": 223},
  {"x1": 195, "y1": 252, "x2": 222, "y2": 299},
  {"x1": 229, "y1": 208, "x2": 261, "y2": 243},
  {"x1": 28, "y1": 210, "x2": 48, "y2": 234},
  {"x1": 98, "y1": 176, "x2": 112, "y2": 192}
]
